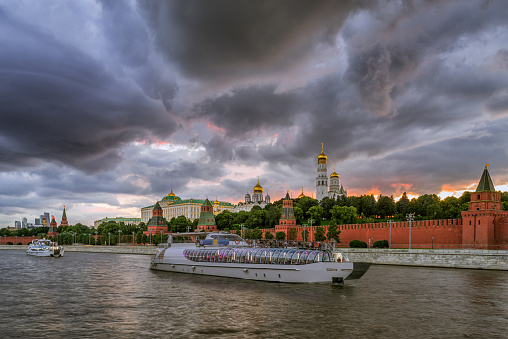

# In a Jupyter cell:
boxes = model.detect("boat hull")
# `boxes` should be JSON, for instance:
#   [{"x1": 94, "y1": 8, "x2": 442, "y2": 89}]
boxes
[
  {"x1": 26, "y1": 248, "x2": 64, "y2": 257},
  {"x1": 150, "y1": 245, "x2": 369, "y2": 284}
]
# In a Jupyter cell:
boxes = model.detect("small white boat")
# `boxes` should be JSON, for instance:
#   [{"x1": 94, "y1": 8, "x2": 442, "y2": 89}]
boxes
[
  {"x1": 150, "y1": 233, "x2": 370, "y2": 285},
  {"x1": 26, "y1": 239, "x2": 64, "y2": 257}
]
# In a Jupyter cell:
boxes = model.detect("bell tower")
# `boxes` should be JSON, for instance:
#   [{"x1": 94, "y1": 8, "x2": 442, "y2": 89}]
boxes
[
  {"x1": 316, "y1": 143, "x2": 328, "y2": 201},
  {"x1": 461, "y1": 165, "x2": 507, "y2": 249}
]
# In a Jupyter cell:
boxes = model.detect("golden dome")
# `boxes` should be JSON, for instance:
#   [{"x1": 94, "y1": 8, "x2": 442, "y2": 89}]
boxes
[
  {"x1": 253, "y1": 178, "x2": 263, "y2": 193},
  {"x1": 298, "y1": 187, "x2": 306, "y2": 199},
  {"x1": 214, "y1": 197, "x2": 219, "y2": 205},
  {"x1": 317, "y1": 143, "x2": 327, "y2": 164},
  {"x1": 168, "y1": 188, "x2": 176, "y2": 197},
  {"x1": 330, "y1": 165, "x2": 339, "y2": 178}
]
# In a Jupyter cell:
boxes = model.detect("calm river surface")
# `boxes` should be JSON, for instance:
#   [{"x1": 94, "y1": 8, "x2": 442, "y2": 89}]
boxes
[{"x1": 0, "y1": 250, "x2": 507, "y2": 339}]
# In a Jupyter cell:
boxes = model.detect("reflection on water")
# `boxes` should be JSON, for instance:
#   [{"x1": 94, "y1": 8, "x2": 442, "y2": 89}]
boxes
[{"x1": 0, "y1": 250, "x2": 507, "y2": 338}]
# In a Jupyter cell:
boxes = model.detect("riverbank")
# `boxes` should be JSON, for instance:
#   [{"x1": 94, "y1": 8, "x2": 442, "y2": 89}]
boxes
[
  {"x1": 2, "y1": 245, "x2": 506, "y2": 270},
  {"x1": 0, "y1": 244, "x2": 156, "y2": 255}
]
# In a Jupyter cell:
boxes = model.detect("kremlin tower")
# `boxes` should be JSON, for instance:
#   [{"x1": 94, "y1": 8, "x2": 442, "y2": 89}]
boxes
[
  {"x1": 275, "y1": 191, "x2": 298, "y2": 232},
  {"x1": 60, "y1": 206, "x2": 68, "y2": 227},
  {"x1": 48, "y1": 215, "x2": 59, "y2": 238},
  {"x1": 197, "y1": 198, "x2": 218, "y2": 231},
  {"x1": 145, "y1": 201, "x2": 168, "y2": 236},
  {"x1": 461, "y1": 165, "x2": 508, "y2": 249}
]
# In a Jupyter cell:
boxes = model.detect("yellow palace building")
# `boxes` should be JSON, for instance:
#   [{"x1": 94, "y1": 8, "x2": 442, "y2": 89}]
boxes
[{"x1": 140, "y1": 189, "x2": 235, "y2": 224}]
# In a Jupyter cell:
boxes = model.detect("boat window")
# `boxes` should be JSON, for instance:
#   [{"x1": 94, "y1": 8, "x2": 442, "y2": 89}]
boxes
[
  {"x1": 239, "y1": 248, "x2": 249, "y2": 263},
  {"x1": 277, "y1": 250, "x2": 287, "y2": 264},
  {"x1": 291, "y1": 250, "x2": 302, "y2": 264},
  {"x1": 284, "y1": 250, "x2": 294, "y2": 264},
  {"x1": 269, "y1": 249, "x2": 280, "y2": 264},
  {"x1": 251, "y1": 249, "x2": 261, "y2": 263},
  {"x1": 307, "y1": 251, "x2": 318, "y2": 264},
  {"x1": 322, "y1": 252, "x2": 331, "y2": 262},
  {"x1": 299, "y1": 250, "x2": 310, "y2": 264}
]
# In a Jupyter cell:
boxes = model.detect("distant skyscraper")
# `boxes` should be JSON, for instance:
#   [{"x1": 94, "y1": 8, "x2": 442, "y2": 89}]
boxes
[
  {"x1": 22, "y1": 217, "x2": 27, "y2": 228},
  {"x1": 35, "y1": 218, "x2": 40, "y2": 225},
  {"x1": 41, "y1": 212, "x2": 50, "y2": 227},
  {"x1": 15, "y1": 221, "x2": 21, "y2": 228}
]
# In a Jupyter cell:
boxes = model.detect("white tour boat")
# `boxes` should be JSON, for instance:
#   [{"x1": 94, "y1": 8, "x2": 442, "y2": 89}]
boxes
[
  {"x1": 26, "y1": 239, "x2": 64, "y2": 257},
  {"x1": 150, "y1": 233, "x2": 370, "y2": 284}
]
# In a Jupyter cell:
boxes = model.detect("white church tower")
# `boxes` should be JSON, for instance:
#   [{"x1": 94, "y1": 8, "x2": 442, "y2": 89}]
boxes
[{"x1": 316, "y1": 143, "x2": 328, "y2": 201}]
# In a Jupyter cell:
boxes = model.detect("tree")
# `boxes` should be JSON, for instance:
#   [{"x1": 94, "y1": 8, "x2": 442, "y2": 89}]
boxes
[
  {"x1": 377, "y1": 195, "x2": 396, "y2": 218},
  {"x1": 330, "y1": 206, "x2": 358, "y2": 224},
  {"x1": 326, "y1": 222, "x2": 341, "y2": 243},
  {"x1": 293, "y1": 206, "x2": 304, "y2": 225},
  {"x1": 441, "y1": 196, "x2": 461, "y2": 219},
  {"x1": 251, "y1": 227, "x2": 263, "y2": 240},
  {"x1": 288, "y1": 227, "x2": 298, "y2": 241},
  {"x1": 307, "y1": 206, "x2": 324, "y2": 225},
  {"x1": 314, "y1": 226, "x2": 326, "y2": 241},
  {"x1": 426, "y1": 202, "x2": 443, "y2": 219},
  {"x1": 396, "y1": 192, "x2": 411, "y2": 215},
  {"x1": 264, "y1": 204, "x2": 281, "y2": 228},
  {"x1": 264, "y1": 231, "x2": 274, "y2": 240},
  {"x1": 296, "y1": 196, "x2": 318, "y2": 216},
  {"x1": 275, "y1": 231, "x2": 286, "y2": 241},
  {"x1": 215, "y1": 211, "x2": 234, "y2": 230},
  {"x1": 319, "y1": 197, "x2": 335, "y2": 219},
  {"x1": 234, "y1": 211, "x2": 250, "y2": 225},
  {"x1": 169, "y1": 216, "x2": 190, "y2": 233},
  {"x1": 245, "y1": 208, "x2": 266, "y2": 229}
]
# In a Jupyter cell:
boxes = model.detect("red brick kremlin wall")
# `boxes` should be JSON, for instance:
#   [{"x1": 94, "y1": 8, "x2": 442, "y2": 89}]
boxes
[
  {"x1": 263, "y1": 219, "x2": 465, "y2": 249},
  {"x1": 262, "y1": 217, "x2": 508, "y2": 249},
  {"x1": 1, "y1": 236, "x2": 39, "y2": 245}
]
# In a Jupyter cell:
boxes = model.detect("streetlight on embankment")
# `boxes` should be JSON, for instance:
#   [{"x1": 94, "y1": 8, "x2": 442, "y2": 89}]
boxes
[{"x1": 406, "y1": 213, "x2": 414, "y2": 250}]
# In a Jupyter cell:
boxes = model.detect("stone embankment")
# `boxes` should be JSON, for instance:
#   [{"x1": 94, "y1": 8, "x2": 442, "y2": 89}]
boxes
[
  {"x1": 0, "y1": 244, "x2": 157, "y2": 255},
  {"x1": 2, "y1": 245, "x2": 506, "y2": 270},
  {"x1": 341, "y1": 248, "x2": 508, "y2": 270}
]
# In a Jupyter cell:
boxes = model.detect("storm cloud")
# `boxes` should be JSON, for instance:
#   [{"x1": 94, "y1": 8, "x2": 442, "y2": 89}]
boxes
[{"x1": 1, "y1": 0, "x2": 508, "y2": 226}]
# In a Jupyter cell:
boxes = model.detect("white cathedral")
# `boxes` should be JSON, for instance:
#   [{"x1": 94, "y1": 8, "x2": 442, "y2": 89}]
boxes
[
  {"x1": 235, "y1": 178, "x2": 271, "y2": 212},
  {"x1": 316, "y1": 143, "x2": 347, "y2": 200}
]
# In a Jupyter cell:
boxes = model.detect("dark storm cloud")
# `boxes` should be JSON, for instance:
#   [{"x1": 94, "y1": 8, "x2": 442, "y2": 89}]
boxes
[
  {"x1": 193, "y1": 85, "x2": 301, "y2": 139},
  {"x1": 344, "y1": 0, "x2": 508, "y2": 116},
  {"x1": 138, "y1": 0, "x2": 366, "y2": 82},
  {"x1": 0, "y1": 6, "x2": 177, "y2": 173},
  {"x1": 98, "y1": 0, "x2": 178, "y2": 109}
]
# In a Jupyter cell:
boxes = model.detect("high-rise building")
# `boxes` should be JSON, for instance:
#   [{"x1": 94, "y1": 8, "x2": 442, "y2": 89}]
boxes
[
  {"x1": 22, "y1": 217, "x2": 27, "y2": 228},
  {"x1": 15, "y1": 221, "x2": 21, "y2": 228}
]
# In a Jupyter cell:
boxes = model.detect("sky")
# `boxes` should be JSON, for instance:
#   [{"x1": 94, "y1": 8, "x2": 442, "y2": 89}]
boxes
[{"x1": 1, "y1": 0, "x2": 508, "y2": 227}]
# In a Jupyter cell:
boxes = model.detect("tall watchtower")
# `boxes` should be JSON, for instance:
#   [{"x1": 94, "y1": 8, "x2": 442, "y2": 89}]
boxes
[{"x1": 461, "y1": 165, "x2": 508, "y2": 249}]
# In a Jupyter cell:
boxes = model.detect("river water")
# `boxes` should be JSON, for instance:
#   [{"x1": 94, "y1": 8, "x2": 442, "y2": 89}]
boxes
[{"x1": 0, "y1": 250, "x2": 506, "y2": 339}]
